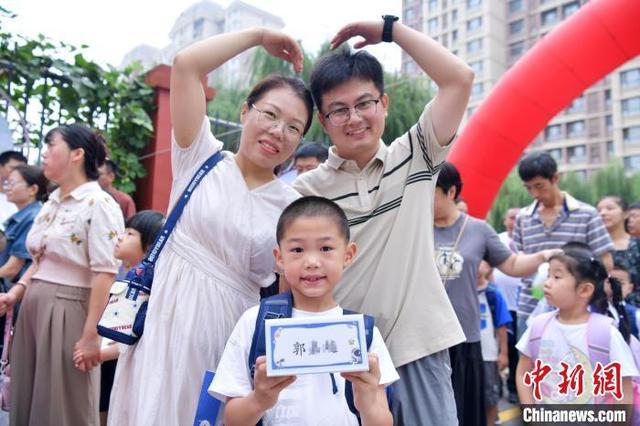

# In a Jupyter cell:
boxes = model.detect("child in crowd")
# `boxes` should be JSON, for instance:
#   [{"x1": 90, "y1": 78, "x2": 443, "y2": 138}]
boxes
[
  {"x1": 477, "y1": 261, "x2": 511, "y2": 426},
  {"x1": 606, "y1": 266, "x2": 638, "y2": 341},
  {"x1": 210, "y1": 196, "x2": 398, "y2": 425},
  {"x1": 516, "y1": 247, "x2": 638, "y2": 405},
  {"x1": 78, "y1": 210, "x2": 165, "y2": 426}
]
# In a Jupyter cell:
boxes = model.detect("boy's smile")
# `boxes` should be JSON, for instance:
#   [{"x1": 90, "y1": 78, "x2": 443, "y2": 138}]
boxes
[{"x1": 275, "y1": 215, "x2": 356, "y2": 312}]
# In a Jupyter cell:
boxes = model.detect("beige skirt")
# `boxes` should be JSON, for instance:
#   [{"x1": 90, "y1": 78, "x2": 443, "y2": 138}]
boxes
[{"x1": 10, "y1": 279, "x2": 99, "y2": 426}]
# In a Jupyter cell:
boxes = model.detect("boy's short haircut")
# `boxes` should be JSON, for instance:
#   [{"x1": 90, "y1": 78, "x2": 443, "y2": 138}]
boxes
[
  {"x1": 276, "y1": 196, "x2": 350, "y2": 244},
  {"x1": 629, "y1": 201, "x2": 640, "y2": 211},
  {"x1": 125, "y1": 210, "x2": 165, "y2": 249},
  {"x1": 294, "y1": 142, "x2": 329, "y2": 163},
  {"x1": 436, "y1": 161, "x2": 463, "y2": 200},
  {"x1": 517, "y1": 152, "x2": 557, "y2": 182},
  {"x1": 612, "y1": 262, "x2": 631, "y2": 277},
  {"x1": 310, "y1": 48, "x2": 384, "y2": 111},
  {"x1": 0, "y1": 150, "x2": 27, "y2": 166}
]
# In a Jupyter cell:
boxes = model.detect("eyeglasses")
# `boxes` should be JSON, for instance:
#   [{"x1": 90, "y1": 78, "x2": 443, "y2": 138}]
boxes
[
  {"x1": 3, "y1": 180, "x2": 27, "y2": 189},
  {"x1": 324, "y1": 96, "x2": 383, "y2": 126},
  {"x1": 250, "y1": 104, "x2": 304, "y2": 143}
]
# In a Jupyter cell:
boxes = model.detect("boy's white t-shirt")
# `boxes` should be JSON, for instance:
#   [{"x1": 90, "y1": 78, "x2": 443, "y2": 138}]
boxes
[
  {"x1": 516, "y1": 315, "x2": 639, "y2": 404},
  {"x1": 478, "y1": 290, "x2": 499, "y2": 361},
  {"x1": 210, "y1": 305, "x2": 399, "y2": 426}
]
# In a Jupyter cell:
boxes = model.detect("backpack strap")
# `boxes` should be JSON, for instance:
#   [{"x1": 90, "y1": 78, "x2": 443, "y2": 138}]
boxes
[
  {"x1": 248, "y1": 291, "x2": 293, "y2": 382},
  {"x1": 485, "y1": 284, "x2": 498, "y2": 327},
  {"x1": 343, "y1": 310, "x2": 375, "y2": 422},
  {"x1": 587, "y1": 313, "x2": 612, "y2": 367},
  {"x1": 528, "y1": 311, "x2": 556, "y2": 361}
]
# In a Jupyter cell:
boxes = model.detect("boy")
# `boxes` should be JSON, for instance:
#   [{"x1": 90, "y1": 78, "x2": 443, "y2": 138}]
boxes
[
  {"x1": 293, "y1": 17, "x2": 474, "y2": 424},
  {"x1": 477, "y1": 261, "x2": 511, "y2": 426},
  {"x1": 210, "y1": 196, "x2": 398, "y2": 425}
]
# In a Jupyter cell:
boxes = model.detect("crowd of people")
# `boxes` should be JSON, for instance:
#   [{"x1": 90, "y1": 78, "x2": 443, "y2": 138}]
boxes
[{"x1": 0, "y1": 16, "x2": 637, "y2": 426}]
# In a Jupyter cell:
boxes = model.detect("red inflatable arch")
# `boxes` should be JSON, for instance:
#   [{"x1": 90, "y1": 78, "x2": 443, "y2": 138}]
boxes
[{"x1": 448, "y1": 0, "x2": 640, "y2": 218}]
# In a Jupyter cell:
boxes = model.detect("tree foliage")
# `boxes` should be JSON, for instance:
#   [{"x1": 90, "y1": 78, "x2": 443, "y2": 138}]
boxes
[
  {"x1": 487, "y1": 162, "x2": 640, "y2": 232},
  {"x1": 0, "y1": 23, "x2": 154, "y2": 193}
]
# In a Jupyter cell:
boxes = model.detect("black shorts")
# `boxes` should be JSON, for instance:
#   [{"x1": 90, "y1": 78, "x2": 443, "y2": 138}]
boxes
[
  {"x1": 100, "y1": 360, "x2": 118, "y2": 412},
  {"x1": 449, "y1": 341, "x2": 486, "y2": 426}
]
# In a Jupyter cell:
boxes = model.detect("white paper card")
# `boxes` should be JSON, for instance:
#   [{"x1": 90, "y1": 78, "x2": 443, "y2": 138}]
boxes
[{"x1": 265, "y1": 314, "x2": 369, "y2": 376}]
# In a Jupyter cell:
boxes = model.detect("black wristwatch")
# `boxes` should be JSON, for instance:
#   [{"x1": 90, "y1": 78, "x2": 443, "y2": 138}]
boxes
[{"x1": 382, "y1": 15, "x2": 399, "y2": 43}]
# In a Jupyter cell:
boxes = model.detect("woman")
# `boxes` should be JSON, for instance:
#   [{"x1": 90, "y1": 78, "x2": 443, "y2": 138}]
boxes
[
  {"x1": 0, "y1": 126, "x2": 125, "y2": 426},
  {"x1": 0, "y1": 165, "x2": 47, "y2": 291},
  {"x1": 108, "y1": 28, "x2": 312, "y2": 425},
  {"x1": 597, "y1": 195, "x2": 640, "y2": 301}
]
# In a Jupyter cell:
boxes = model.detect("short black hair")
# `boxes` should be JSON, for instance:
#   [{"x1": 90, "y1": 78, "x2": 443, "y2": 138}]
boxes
[
  {"x1": 629, "y1": 201, "x2": 640, "y2": 211},
  {"x1": 0, "y1": 150, "x2": 27, "y2": 166},
  {"x1": 44, "y1": 124, "x2": 107, "y2": 181},
  {"x1": 436, "y1": 162, "x2": 463, "y2": 199},
  {"x1": 612, "y1": 262, "x2": 631, "y2": 276},
  {"x1": 294, "y1": 142, "x2": 328, "y2": 163},
  {"x1": 276, "y1": 196, "x2": 349, "y2": 244},
  {"x1": 103, "y1": 158, "x2": 118, "y2": 175},
  {"x1": 518, "y1": 152, "x2": 557, "y2": 182},
  {"x1": 310, "y1": 48, "x2": 384, "y2": 112},
  {"x1": 125, "y1": 210, "x2": 165, "y2": 250}
]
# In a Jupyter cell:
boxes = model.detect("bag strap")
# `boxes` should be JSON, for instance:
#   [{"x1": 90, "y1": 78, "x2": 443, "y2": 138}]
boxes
[
  {"x1": 248, "y1": 291, "x2": 294, "y2": 381},
  {"x1": 1, "y1": 308, "x2": 13, "y2": 372},
  {"x1": 143, "y1": 151, "x2": 224, "y2": 268},
  {"x1": 443, "y1": 214, "x2": 470, "y2": 286},
  {"x1": 528, "y1": 311, "x2": 556, "y2": 361},
  {"x1": 587, "y1": 313, "x2": 612, "y2": 367}
]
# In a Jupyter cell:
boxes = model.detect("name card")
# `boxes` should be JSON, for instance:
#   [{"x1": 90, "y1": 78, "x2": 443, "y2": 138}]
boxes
[{"x1": 265, "y1": 314, "x2": 369, "y2": 377}]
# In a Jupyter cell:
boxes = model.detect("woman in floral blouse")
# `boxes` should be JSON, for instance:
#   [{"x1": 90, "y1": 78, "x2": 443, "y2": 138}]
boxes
[{"x1": 0, "y1": 124, "x2": 124, "y2": 426}]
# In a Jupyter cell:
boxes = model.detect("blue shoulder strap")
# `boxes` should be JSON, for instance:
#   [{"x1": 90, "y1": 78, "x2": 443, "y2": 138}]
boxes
[
  {"x1": 485, "y1": 284, "x2": 498, "y2": 326},
  {"x1": 343, "y1": 309, "x2": 376, "y2": 421},
  {"x1": 248, "y1": 291, "x2": 294, "y2": 381}
]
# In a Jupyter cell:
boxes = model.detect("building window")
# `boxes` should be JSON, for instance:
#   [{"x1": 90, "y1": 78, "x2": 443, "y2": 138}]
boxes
[
  {"x1": 607, "y1": 141, "x2": 614, "y2": 156},
  {"x1": 466, "y1": 0, "x2": 482, "y2": 11},
  {"x1": 428, "y1": 17, "x2": 439, "y2": 33},
  {"x1": 404, "y1": 7, "x2": 415, "y2": 21},
  {"x1": 471, "y1": 82, "x2": 484, "y2": 98},
  {"x1": 193, "y1": 18, "x2": 204, "y2": 39},
  {"x1": 545, "y1": 124, "x2": 562, "y2": 141},
  {"x1": 606, "y1": 115, "x2": 613, "y2": 134},
  {"x1": 566, "y1": 96, "x2": 585, "y2": 113},
  {"x1": 604, "y1": 89, "x2": 611, "y2": 108},
  {"x1": 509, "y1": 19, "x2": 524, "y2": 34},
  {"x1": 467, "y1": 38, "x2": 483, "y2": 54},
  {"x1": 452, "y1": 29, "x2": 458, "y2": 42},
  {"x1": 441, "y1": 33, "x2": 448, "y2": 47},
  {"x1": 567, "y1": 120, "x2": 586, "y2": 138},
  {"x1": 621, "y1": 68, "x2": 640, "y2": 89},
  {"x1": 622, "y1": 96, "x2": 640, "y2": 116},
  {"x1": 563, "y1": 1, "x2": 580, "y2": 18},
  {"x1": 452, "y1": 9, "x2": 458, "y2": 24},
  {"x1": 548, "y1": 149, "x2": 562, "y2": 162},
  {"x1": 624, "y1": 126, "x2": 640, "y2": 145},
  {"x1": 429, "y1": 0, "x2": 438, "y2": 12},
  {"x1": 568, "y1": 145, "x2": 586, "y2": 163},
  {"x1": 624, "y1": 155, "x2": 640, "y2": 172},
  {"x1": 467, "y1": 17, "x2": 482, "y2": 33},
  {"x1": 541, "y1": 9, "x2": 558, "y2": 27},
  {"x1": 469, "y1": 60, "x2": 483, "y2": 75},
  {"x1": 509, "y1": 0, "x2": 523, "y2": 13},
  {"x1": 510, "y1": 41, "x2": 525, "y2": 59}
]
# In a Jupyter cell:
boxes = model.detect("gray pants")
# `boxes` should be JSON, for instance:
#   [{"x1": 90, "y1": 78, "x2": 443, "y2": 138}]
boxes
[{"x1": 392, "y1": 349, "x2": 458, "y2": 426}]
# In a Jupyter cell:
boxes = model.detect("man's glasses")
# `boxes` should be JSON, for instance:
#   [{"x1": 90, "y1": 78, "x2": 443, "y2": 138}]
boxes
[{"x1": 324, "y1": 96, "x2": 382, "y2": 126}]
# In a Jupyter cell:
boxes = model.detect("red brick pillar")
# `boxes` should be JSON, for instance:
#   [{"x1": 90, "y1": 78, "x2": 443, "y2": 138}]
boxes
[{"x1": 134, "y1": 64, "x2": 215, "y2": 213}]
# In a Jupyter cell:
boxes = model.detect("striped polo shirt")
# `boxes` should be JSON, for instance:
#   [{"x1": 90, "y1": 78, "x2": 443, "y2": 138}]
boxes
[
  {"x1": 513, "y1": 192, "x2": 614, "y2": 318},
  {"x1": 293, "y1": 102, "x2": 465, "y2": 367}
]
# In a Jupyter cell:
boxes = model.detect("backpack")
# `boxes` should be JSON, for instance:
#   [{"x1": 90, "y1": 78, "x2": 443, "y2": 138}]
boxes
[
  {"x1": 248, "y1": 291, "x2": 391, "y2": 424},
  {"x1": 529, "y1": 311, "x2": 640, "y2": 419}
]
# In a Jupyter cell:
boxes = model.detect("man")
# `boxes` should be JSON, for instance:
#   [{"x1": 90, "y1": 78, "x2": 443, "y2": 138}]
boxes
[
  {"x1": 293, "y1": 142, "x2": 328, "y2": 175},
  {"x1": 491, "y1": 207, "x2": 522, "y2": 403},
  {"x1": 293, "y1": 17, "x2": 474, "y2": 425},
  {"x1": 513, "y1": 152, "x2": 614, "y2": 337},
  {"x1": 433, "y1": 162, "x2": 555, "y2": 426},
  {"x1": 98, "y1": 159, "x2": 136, "y2": 220}
]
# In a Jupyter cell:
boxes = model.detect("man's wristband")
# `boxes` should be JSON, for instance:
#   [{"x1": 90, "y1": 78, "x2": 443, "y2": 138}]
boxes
[{"x1": 381, "y1": 15, "x2": 399, "y2": 43}]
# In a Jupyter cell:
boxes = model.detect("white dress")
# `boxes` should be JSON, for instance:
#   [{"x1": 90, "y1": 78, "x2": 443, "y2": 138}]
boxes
[{"x1": 108, "y1": 118, "x2": 300, "y2": 425}]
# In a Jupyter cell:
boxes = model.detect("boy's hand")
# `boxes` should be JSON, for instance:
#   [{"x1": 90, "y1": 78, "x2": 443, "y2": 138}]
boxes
[
  {"x1": 252, "y1": 356, "x2": 296, "y2": 411},
  {"x1": 331, "y1": 21, "x2": 385, "y2": 50},
  {"x1": 497, "y1": 351, "x2": 508, "y2": 371},
  {"x1": 341, "y1": 353, "x2": 383, "y2": 412},
  {"x1": 259, "y1": 29, "x2": 304, "y2": 73}
]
